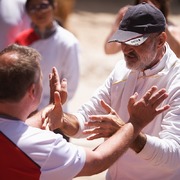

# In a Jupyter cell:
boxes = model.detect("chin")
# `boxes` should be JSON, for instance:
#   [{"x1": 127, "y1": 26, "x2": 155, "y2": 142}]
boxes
[
  {"x1": 126, "y1": 63, "x2": 137, "y2": 70},
  {"x1": 126, "y1": 61, "x2": 144, "y2": 71}
]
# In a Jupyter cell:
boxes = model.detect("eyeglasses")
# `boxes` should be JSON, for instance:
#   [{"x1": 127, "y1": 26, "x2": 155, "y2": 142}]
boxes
[{"x1": 27, "y1": 3, "x2": 51, "y2": 14}]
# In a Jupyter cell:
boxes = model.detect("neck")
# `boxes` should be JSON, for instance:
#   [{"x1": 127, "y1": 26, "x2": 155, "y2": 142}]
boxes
[
  {"x1": 32, "y1": 21, "x2": 56, "y2": 39},
  {"x1": 38, "y1": 22, "x2": 53, "y2": 33},
  {"x1": 0, "y1": 101, "x2": 31, "y2": 121}
]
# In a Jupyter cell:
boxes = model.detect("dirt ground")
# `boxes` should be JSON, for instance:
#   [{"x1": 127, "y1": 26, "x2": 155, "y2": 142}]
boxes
[{"x1": 63, "y1": 1, "x2": 180, "y2": 179}]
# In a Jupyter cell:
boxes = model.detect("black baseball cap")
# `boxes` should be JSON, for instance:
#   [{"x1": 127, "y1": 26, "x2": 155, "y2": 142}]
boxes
[{"x1": 108, "y1": 2, "x2": 166, "y2": 46}]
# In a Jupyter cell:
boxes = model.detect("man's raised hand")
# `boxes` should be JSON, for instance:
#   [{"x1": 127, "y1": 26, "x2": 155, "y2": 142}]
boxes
[{"x1": 49, "y1": 67, "x2": 67, "y2": 105}]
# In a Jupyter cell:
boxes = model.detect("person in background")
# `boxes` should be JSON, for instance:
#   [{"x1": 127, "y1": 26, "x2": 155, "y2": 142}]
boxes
[
  {"x1": 104, "y1": 0, "x2": 180, "y2": 58},
  {"x1": 0, "y1": 0, "x2": 30, "y2": 51},
  {"x1": 44, "y1": 3, "x2": 180, "y2": 179},
  {"x1": 15, "y1": 0, "x2": 80, "y2": 141},
  {"x1": 0, "y1": 44, "x2": 168, "y2": 180}
]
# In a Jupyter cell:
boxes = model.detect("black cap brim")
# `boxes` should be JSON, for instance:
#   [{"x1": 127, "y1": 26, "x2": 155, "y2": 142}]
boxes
[{"x1": 108, "y1": 29, "x2": 143, "y2": 43}]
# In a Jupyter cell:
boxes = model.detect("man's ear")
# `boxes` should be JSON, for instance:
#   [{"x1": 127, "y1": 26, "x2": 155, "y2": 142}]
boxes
[
  {"x1": 157, "y1": 32, "x2": 167, "y2": 48},
  {"x1": 28, "y1": 83, "x2": 36, "y2": 100}
]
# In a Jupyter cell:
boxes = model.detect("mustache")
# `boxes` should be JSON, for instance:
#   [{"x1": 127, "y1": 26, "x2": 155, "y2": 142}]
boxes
[{"x1": 125, "y1": 51, "x2": 138, "y2": 58}]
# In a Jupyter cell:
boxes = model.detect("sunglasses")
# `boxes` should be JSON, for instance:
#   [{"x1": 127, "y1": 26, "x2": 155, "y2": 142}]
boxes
[{"x1": 27, "y1": 3, "x2": 51, "y2": 14}]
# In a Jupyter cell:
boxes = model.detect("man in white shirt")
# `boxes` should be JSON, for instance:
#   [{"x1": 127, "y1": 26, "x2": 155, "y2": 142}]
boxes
[
  {"x1": 0, "y1": 44, "x2": 168, "y2": 179},
  {"x1": 46, "y1": 3, "x2": 180, "y2": 180}
]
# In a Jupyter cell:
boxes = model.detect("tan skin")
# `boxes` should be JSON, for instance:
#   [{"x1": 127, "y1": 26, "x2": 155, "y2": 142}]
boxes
[
  {"x1": 122, "y1": 32, "x2": 166, "y2": 71},
  {"x1": 104, "y1": 1, "x2": 180, "y2": 58},
  {"x1": 0, "y1": 52, "x2": 43, "y2": 122},
  {"x1": 26, "y1": 67, "x2": 68, "y2": 128}
]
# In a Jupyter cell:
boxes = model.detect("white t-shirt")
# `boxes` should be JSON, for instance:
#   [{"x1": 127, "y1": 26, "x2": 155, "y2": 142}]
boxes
[
  {"x1": 74, "y1": 43, "x2": 180, "y2": 180},
  {"x1": 15, "y1": 24, "x2": 80, "y2": 112},
  {"x1": 0, "y1": 117, "x2": 85, "y2": 180}
]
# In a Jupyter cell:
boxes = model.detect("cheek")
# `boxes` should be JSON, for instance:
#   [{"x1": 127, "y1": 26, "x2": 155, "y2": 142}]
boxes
[
  {"x1": 49, "y1": 12, "x2": 54, "y2": 20},
  {"x1": 30, "y1": 15, "x2": 41, "y2": 24},
  {"x1": 135, "y1": 45, "x2": 153, "y2": 60},
  {"x1": 42, "y1": 12, "x2": 53, "y2": 24},
  {"x1": 138, "y1": 41, "x2": 155, "y2": 53}
]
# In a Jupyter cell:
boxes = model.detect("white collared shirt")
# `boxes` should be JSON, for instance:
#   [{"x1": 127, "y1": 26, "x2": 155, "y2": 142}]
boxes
[{"x1": 74, "y1": 43, "x2": 180, "y2": 179}]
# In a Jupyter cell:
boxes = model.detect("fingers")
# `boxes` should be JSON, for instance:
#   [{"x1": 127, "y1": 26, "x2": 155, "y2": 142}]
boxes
[
  {"x1": 54, "y1": 91, "x2": 61, "y2": 105},
  {"x1": 128, "y1": 86, "x2": 169, "y2": 127},
  {"x1": 49, "y1": 67, "x2": 67, "y2": 105},
  {"x1": 51, "y1": 67, "x2": 61, "y2": 92},
  {"x1": 41, "y1": 105, "x2": 52, "y2": 121},
  {"x1": 86, "y1": 133, "x2": 103, "y2": 140},
  {"x1": 60, "y1": 79, "x2": 67, "y2": 105},
  {"x1": 89, "y1": 114, "x2": 111, "y2": 122},
  {"x1": 129, "y1": 92, "x2": 138, "y2": 106},
  {"x1": 41, "y1": 105, "x2": 53, "y2": 130},
  {"x1": 100, "y1": 100, "x2": 111, "y2": 113},
  {"x1": 143, "y1": 86, "x2": 158, "y2": 104},
  {"x1": 83, "y1": 126, "x2": 113, "y2": 140},
  {"x1": 52, "y1": 67, "x2": 60, "y2": 81},
  {"x1": 84, "y1": 114, "x2": 123, "y2": 140},
  {"x1": 152, "y1": 88, "x2": 170, "y2": 113},
  {"x1": 42, "y1": 118, "x2": 50, "y2": 130},
  {"x1": 49, "y1": 67, "x2": 61, "y2": 103},
  {"x1": 142, "y1": 87, "x2": 169, "y2": 114},
  {"x1": 156, "y1": 104, "x2": 170, "y2": 114},
  {"x1": 148, "y1": 88, "x2": 168, "y2": 107},
  {"x1": 60, "y1": 78, "x2": 67, "y2": 90},
  {"x1": 86, "y1": 116, "x2": 105, "y2": 124},
  {"x1": 84, "y1": 120, "x2": 107, "y2": 130},
  {"x1": 100, "y1": 100, "x2": 117, "y2": 115}
]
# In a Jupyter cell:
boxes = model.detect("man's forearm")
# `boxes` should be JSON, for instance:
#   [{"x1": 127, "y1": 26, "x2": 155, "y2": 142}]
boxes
[
  {"x1": 57, "y1": 113, "x2": 80, "y2": 137},
  {"x1": 130, "y1": 132, "x2": 147, "y2": 153},
  {"x1": 78, "y1": 121, "x2": 143, "y2": 176}
]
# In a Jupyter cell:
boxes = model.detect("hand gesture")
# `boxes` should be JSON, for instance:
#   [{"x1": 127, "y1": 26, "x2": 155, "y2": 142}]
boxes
[
  {"x1": 128, "y1": 86, "x2": 170, "y2": 129},
  {"x1": 49, "y1": 67, "x2": 67, "y2": 105},
  {"x1": 42, "y1": 91, "x2": 64, "y2": 131},
  {"x1": 83, "y1": 100, "x2": 124, "y2": 140}
]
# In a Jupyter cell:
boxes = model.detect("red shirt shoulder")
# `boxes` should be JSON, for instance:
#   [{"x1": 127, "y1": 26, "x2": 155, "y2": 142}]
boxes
[
  {"x1": 15, "y1": 29, "x2": 40, "y2": 46},
  {"x1": 0, "y1": 132, "x2": 40, "y2": 179}
]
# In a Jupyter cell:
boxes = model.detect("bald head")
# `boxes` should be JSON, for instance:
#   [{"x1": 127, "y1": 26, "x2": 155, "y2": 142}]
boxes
[{"x1": 0, "y1": 44, "x2": 41, "y2": 102}]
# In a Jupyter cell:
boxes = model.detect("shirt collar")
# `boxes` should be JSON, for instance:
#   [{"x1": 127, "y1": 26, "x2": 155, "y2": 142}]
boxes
[{"x1": 31, "y1": 20, "x2": 58, "y2": 39}]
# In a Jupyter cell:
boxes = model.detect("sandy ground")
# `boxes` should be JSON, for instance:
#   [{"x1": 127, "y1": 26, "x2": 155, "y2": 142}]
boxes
[{"x1": 63, "y1": 1, "x2": 180, "y2": 179}]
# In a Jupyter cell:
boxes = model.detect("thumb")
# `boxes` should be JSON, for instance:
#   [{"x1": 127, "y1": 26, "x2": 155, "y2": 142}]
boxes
[
  {"x1": 54, "y1": 91, "x2": 61, "y2": 105},
  {"x1": 100, "y1": 99, "x2": 111, "y2": 113},
  {"x1": 128, "y1": 92, "x2": 138, "y2": 106}
]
